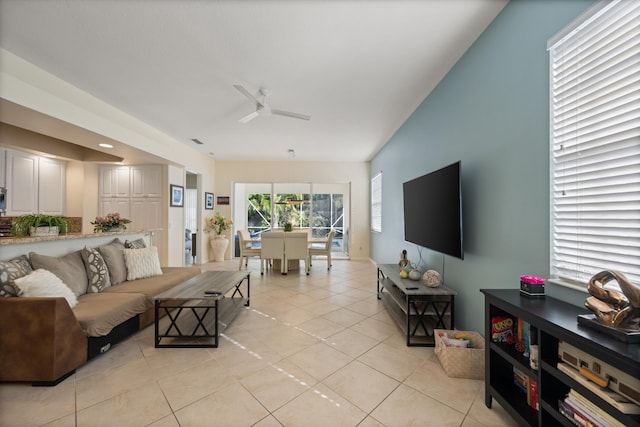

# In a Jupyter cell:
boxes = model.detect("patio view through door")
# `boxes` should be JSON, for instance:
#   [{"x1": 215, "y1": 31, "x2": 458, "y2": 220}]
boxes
[{"x1": 233, "y1": 182, "x2": 349, "y2": 259}]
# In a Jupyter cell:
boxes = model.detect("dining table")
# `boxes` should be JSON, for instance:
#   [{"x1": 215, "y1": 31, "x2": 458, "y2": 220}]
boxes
[{"x1": 249, "y1": 230, "x2": 328, "y2": 272}]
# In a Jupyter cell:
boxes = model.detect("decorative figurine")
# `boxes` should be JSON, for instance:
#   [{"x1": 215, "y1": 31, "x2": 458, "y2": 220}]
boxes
[
  {"x1": 422, "y1": 269, "x2": 442, "y2": 287},
  {"x1": 584, "y1": 270, "x2": 639, "y2": 330},
  {"x1": 398, "y1": 250, "x2": 410, "y2": 272}
]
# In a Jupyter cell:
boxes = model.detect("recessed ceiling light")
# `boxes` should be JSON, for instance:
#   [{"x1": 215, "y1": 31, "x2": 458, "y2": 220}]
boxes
[{"x1": 99, "y1": 143, "x2": 114, "y2": 148}]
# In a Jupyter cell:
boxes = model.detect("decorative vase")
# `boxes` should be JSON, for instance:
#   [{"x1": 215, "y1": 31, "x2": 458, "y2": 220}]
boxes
[
  {"x1": 107, "y1": 226, "x2": 122, "y2": 232},
  {"x1": 210, "y1": 235, "x2": 228, "y2": 262},
  {"x1": 408, "y1": 268, "x2": 421, "y2": 281}
]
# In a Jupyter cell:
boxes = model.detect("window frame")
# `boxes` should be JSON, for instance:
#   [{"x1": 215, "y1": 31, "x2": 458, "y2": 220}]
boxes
[
  {"x1": 548, "y1": 0, "x2": 640, "y2": 289},
  {"x1": 371, "y1": 172, "x2": 382, "y2": 233}
]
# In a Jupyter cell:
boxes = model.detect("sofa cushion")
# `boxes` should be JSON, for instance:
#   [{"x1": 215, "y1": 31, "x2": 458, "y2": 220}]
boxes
[
  {"x1": 81, "y1": 246, "x2": 111, "y2": 293},
  {"x1": 14, "y1": 269, "x2": 78, "y2": 308},
  {"x1": 104, "y1": 266, "x2": 201, "y2": 307},
  {"x1": 124, "y1": 238, "x2": 146, "y2": 249},
  {"x1": 73, "y1": 292, "x2": 149, "y2": 337},
  {"x1": 97, "y1": 238, "x2": 127, "y2": 285},
  {"x1": 29, "y1": 250, "x2": 89, "y2": 297},
  {"x1": 123, "y1": 247, "x2": 162, "y2": 281},
  {"x1": 0, "y1": 255, "x2": 33, "y2": 297}
]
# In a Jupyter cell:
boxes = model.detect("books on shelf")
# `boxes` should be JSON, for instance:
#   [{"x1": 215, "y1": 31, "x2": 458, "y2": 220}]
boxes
[
  {"x1": 557, "y1": 363, "x2": 640, "y2": 415},
  {"x1": 512, "y1": 366, "x2": 538, "y2": 410},
  {"x1": 562, "y1": 389, "x2": 625, "y2": 427}
]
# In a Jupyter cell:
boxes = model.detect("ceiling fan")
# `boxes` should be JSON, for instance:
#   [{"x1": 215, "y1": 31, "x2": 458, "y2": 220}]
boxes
[{"x1": 233, "y1": 85, "x2": 311, "y2": 123}]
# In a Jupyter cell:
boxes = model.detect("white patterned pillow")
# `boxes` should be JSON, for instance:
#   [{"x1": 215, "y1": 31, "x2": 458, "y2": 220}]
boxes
[
  {"x1": 14, "y1": 269, "x2": 78, "y2": 308},
  {"x1": 123, "y1": 247, "x2": 162, "y2": 281},
  {"x1": 81, "y1": 246, "x2": 111, "y2": 293},
  {"x1": 0, "y1": 255, "x2": 33, "y2": 297}
]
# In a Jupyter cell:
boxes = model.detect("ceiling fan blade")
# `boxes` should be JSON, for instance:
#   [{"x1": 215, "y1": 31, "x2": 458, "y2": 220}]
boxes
[
  {"x1": 271, "y1": 109, "x2": 311, "y2": 121},
  {"x1": 238, "y1": 111, "x2": 259, "y2": 124},
  {"x1": 233, "y1": 84, "x2": 264, "y2": 108}
]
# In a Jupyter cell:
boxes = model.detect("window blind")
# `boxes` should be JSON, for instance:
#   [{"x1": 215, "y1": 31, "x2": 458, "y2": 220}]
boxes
[
  {"x1": 549, "y1": 0, "x2": 640, "y2": 286},
  {"x1": 371, "y1": 172, "x2": 382, "y2": 232}
]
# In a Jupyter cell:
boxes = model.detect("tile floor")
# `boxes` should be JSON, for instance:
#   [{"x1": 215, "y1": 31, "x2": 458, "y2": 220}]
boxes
[{"x1": 0, "y1": 259, "x2": 518, "y2": 427}]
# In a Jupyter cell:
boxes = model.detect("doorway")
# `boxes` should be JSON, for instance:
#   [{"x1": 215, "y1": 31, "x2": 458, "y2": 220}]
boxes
[
  {"x1": 185, "y1": 172, "x2": 198, "y2": 265},
  {"x1": 233, "y1": 182, "x2": 350, "y2": 259}
]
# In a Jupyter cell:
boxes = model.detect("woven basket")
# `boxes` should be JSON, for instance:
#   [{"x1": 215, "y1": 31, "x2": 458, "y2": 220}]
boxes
[{"x1": 434, "y1": 329, "x2": 485, "y2": 380}]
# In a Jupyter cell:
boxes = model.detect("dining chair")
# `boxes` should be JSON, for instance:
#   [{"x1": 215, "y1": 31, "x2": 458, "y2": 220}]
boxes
[
  {"x1": 308, "y1": 230, "x2": 336, "y2": 270},
  {"x1": 260, "y1": 231, "x2": 285, "y2": 274},
  {"x1": 284, "y1": 232, "x2": 309, "y2": 275},
  {"x1": 237, "y1": 230, "x2": 261, "y2": 271}
]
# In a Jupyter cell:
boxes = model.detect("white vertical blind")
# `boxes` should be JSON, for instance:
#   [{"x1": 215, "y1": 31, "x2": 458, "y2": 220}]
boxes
[
  {"x1": 185, "y1": 189, "x2": 197, "y2": 232},
  {"x1": 371, "y1": 172, "x2": 382, "y2": 232},
  {"x1": 549, "y1": 0, "x2": 640, "y2": 286}
]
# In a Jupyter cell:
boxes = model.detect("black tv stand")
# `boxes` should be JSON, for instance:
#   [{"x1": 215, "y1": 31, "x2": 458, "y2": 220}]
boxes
[{"x1": 377, "y1": 264, "x2": 456, "y2": 346}]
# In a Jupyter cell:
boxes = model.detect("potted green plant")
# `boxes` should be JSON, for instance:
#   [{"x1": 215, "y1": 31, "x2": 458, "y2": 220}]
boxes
[{"x1": 11, "y1": 214, "x2": 69, "y2": 237}]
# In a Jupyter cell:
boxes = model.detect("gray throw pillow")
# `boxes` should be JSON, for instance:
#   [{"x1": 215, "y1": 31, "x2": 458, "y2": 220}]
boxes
[
  {"x1": 81, "y1": 246, "x2": 111, "y2": 293},
  {"x1": 124, "y1": 238, "x2": 146, "y2": 249},
  {"x1": 29, "y1": 250, "x2": 89, "y2": 297},
  {"x1": 0, "y1": 255, "x2": 34, "y2": 297},
  {"x1": 97, "y1": 238, "x2": 127, "y2": 285}
]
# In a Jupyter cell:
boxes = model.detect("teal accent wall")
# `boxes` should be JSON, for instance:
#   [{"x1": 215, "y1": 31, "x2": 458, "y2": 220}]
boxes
[{"x1": 370, "y1": 0, "x2": 595, "y2": 331}]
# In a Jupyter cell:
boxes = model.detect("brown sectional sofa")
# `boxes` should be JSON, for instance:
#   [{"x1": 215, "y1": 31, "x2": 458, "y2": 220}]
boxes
[{"x1": 0, "y1": 238, "x2": 201, "y2": 385}]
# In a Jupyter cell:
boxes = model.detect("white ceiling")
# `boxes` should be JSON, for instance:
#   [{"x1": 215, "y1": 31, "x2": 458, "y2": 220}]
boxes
[{"x1": 0, "y1": 0, "x2": 508, "y2": 163}]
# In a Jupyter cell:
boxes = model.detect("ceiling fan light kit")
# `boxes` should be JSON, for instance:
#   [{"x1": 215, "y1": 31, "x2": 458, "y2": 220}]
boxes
[{"x1": 234, "y1": 84, "x2": 310, "y2": 123}]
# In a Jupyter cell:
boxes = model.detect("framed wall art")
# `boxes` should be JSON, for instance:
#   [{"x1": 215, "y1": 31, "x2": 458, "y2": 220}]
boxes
[
  {"x1": 217, "y1": 196, "x2": 230, "y2": 205},
  {"x1": 170, "y1": 184, "x2": 184, "y2": 207},
  {"x1": 205, "y1": 192, "x2": 214, "y2": 210}
]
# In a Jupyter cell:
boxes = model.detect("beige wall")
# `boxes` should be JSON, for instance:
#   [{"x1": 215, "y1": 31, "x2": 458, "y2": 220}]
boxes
[{"x1": 215, "y1": 160, "x2": 371, "y2": 260}]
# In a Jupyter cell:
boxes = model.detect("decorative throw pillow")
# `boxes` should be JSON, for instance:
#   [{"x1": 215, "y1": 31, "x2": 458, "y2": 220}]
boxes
[
  {"x1": 123, "y1": 247, "x2": 163, "y2": 281},
  {"x1": 14, "y1": 269, "x2": 78, "y2": 308},
  {"x1": 29, "y1": 250, "x2": 89, "y2": 297},
  {"x1": 97, "y1": 238, "x2": 127, "y2": 285},
  {"x1": 124, "y1": 238, "x2": 147, "y2": 249},
  {"x1": 81, "y1": 246, "x2": 111, "y2": 293},
  {"x1": 0, "y1": 255, "x2": 33, "y2": 297}
]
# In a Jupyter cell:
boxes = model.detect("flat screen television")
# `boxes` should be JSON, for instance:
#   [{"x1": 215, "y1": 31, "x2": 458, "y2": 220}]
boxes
[{"x1": 403, "y1": 161, "x2": 463, "y2": 259}]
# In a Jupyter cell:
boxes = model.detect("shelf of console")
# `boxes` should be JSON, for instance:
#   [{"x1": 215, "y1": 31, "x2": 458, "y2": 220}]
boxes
[{"x1": 377, "y1": 264, "x2": 456, "y2": 346}]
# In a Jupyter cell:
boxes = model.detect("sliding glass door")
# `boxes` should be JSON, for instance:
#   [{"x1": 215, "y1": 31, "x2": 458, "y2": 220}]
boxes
[
  {"x1": 310, "y1": 183, "x2": 348, "y2": 256},
  {"x1": 274, "y1": 183, "x2": 310, "y2": 229},
  {"x1": 233, "y1": 182, "x2": 349, "y2": 258}
]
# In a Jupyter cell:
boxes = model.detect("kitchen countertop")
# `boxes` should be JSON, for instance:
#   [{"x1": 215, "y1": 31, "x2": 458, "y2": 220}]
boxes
[{"x1": 0, "y1": 229, "x2": 162, "y2": 246}]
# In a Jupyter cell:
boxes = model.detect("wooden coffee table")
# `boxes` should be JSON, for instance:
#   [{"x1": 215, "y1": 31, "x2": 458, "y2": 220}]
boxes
[{"x1": 153, "y1": 271, "x2": 250, "y2": 348}]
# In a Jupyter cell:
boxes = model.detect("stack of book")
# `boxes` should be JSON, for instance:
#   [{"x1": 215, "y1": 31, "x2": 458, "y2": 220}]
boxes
[
  {"x1": 557, "y1": 363, "x2": 640, "y2": 415},
  {"x1": 513, "y1": 367, "x2": 538, "y2": 410},
  {"x1": 559, "y1": 389, "x2": 625, "y2": 427}
]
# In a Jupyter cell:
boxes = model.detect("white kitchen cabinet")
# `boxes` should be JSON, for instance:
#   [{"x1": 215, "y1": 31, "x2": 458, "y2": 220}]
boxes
[
  {"x1": 38, "y1": 156, "x2": 66, "y2": 215},
  {"x1": 130, "y1": 165, "x2": 162, "y2": 198},
  {"x1": 6, "y1": 150, "x2": 39, "y2": 215},
  {"x1": 0, "y1": 148, "x2": 6, "y2": 188},
  {"x1": 100, "y1": 166, "x2": 130, "y2": 198},
  {"x1": 99, "y1": 165, "x2": 163, "y2": 231},
  {"x1": 4, "y1": 150, "x2": 66, "y2": 216},
  {"x1": 98, "y1": 197, "x2": 130, "y2": 219},
  {"x1": 130, "y1": 197, "x2": 162, "y2": 230}
]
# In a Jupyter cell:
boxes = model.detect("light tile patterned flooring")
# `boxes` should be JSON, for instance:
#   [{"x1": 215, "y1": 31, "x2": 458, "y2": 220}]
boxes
[{"x1": 0, "y1": 259, "x2": 518, "y2": 427}]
